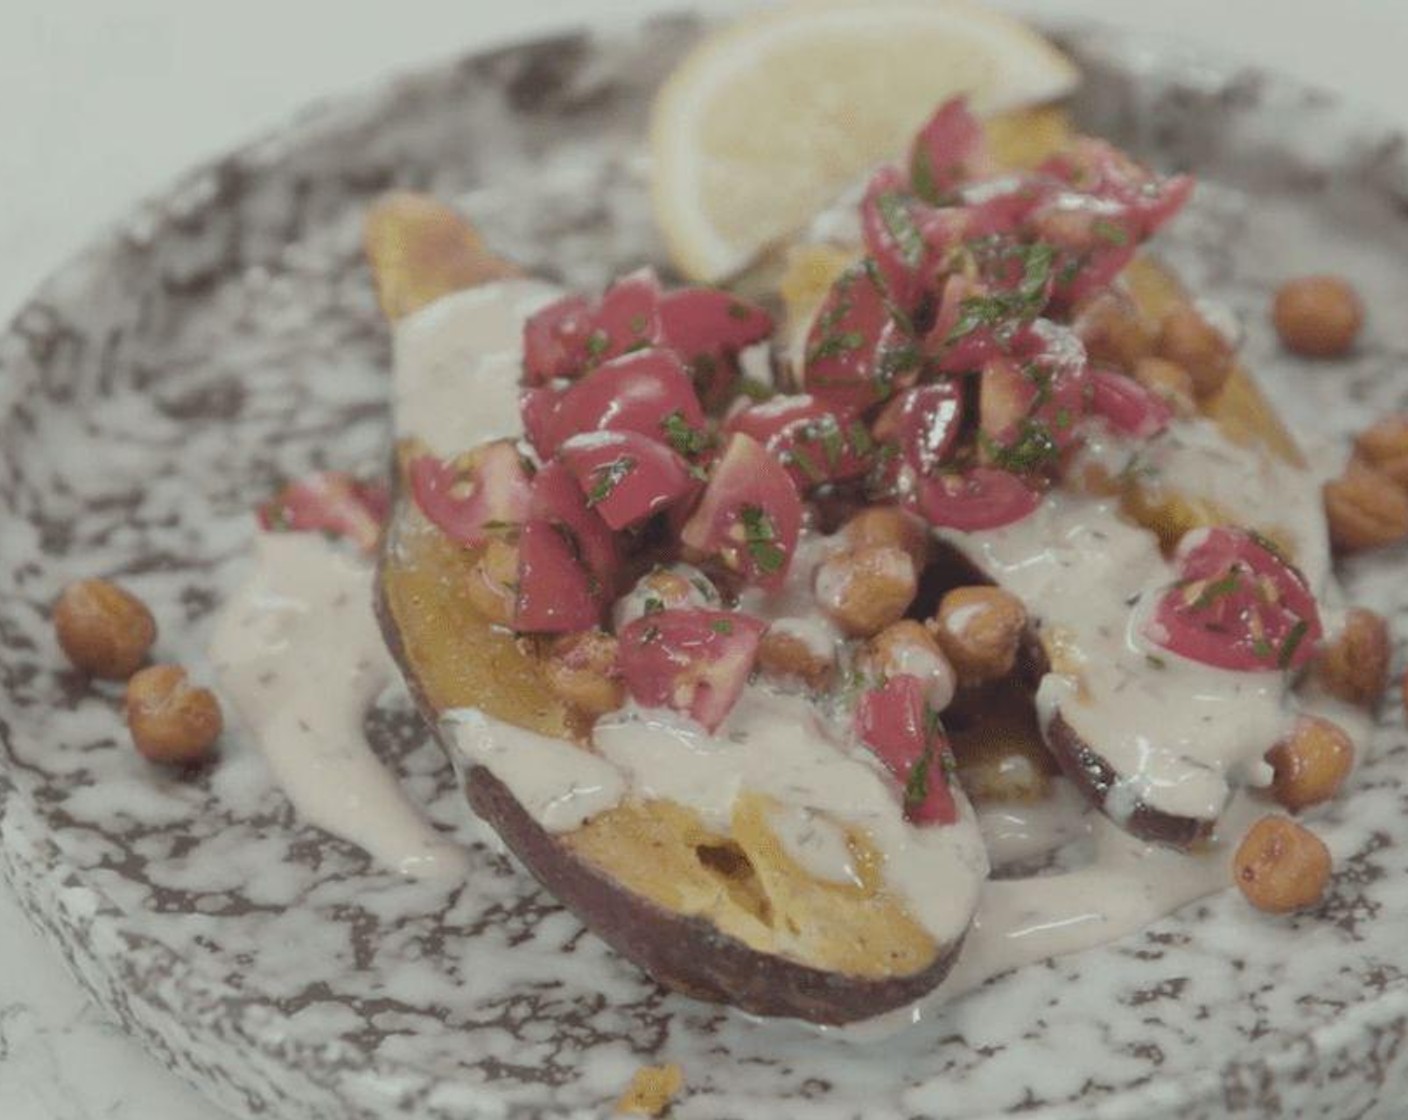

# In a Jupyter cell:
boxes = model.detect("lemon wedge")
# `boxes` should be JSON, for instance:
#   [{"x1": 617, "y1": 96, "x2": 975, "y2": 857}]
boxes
[{"x1": 650, "y1": 0, "x2": 1080, "y2": 282}]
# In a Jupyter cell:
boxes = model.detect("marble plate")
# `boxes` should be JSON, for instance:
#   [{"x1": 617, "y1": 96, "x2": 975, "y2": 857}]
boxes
[{"x1": 3, "y1": 12, "x2": 1408, "y2": 1120}]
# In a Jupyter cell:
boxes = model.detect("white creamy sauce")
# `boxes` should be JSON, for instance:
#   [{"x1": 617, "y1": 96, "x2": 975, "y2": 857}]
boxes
[
  {"x1": 391, "y1": 279, "x2": 560, "y2": 454},
  {"x1": 211, "y1": 277, "x2": 1359, "y2": 1022},
  {"x1": 209, "y1": 533, "x2": 470, "y2": 880}
]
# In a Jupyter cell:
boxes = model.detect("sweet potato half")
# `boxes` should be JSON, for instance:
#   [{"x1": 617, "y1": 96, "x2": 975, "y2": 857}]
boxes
[{"x1": 368, "y1": 194, "x2": 974, "y2": 1024}]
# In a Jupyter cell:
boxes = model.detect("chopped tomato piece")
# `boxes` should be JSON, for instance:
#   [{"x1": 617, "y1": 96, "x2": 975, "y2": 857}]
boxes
[
  {"x1": 522, "y1": 293, "x2": 596, "y2": 385},
  {"x1": 514, "y1": 520, "x2": 603, "y2": 633},
  {"x1": 854, "y1": 675, "x2": 958, "y2": 825},
  {"x1": 558, "y1": 431, "x2": 698, "y2": 531},
  {"x1": 1089, "y1": 368, "x2": 1171, "y2": 439},
  {"x1": 520, "y1": 349, "x2": 706, "y2": 460},
  {"x1": 1146, "y1": 527, "x2": 1323, "y2": 672},
  {"x1": 680, "y1": 433, "x2": 804, "y2": 589},
  {"x1": 861, "y1": 166, "x2": 930, "y2": 312},
  {"x1": 257, "y1": 472, "x2": 389, "y2": 554},
  {"x1": 529, "y1": 461, "x2": 619, "y2": 593},
  {"x1": 408, "y1": 441, "x2": 533, "y2": 548},
  {"x1": 803, "y1": 260, "x2": 922, "y2": 415},
  {"x1": 871, "y1": 381, "x2": 965, "y2": 497},
  {"x1": 907, "y1": 97, "x2": 990, "y2": 204},
  {"x1": 521, "y1": 272, "x2": 662, "y2": 384},
  {"x1": 911, "y1": 468, "x2": 1041, "y2": 532},
  {"x1": 617, "y1": 608, "x2": 766, "y2": 732},
  {"x1": 659, "y1": 286, "x2": 774, "y2": 407},
  {"x1": 725, "y1": 395, "x2": 872, "y2": 492}
]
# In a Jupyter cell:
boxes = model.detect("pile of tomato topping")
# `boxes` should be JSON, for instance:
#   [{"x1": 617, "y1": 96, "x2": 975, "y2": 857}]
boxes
[{"x1": 359, "y1": 98, "x2": 1316, "y2": 825}]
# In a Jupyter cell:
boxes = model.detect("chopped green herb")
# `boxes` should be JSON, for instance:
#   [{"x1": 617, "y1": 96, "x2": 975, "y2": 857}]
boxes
[
  {"x1": 586, "y1": 456, "x2": 635, "y2": 506},
  {"x1": 643, "y1": 595, "x2": 665, "y2": 615},
  {"x1": 876, "y1": 192, "x2": 925, "y2": 268},
  {"x1": 661, "y1": 410, "x2": 711, "y2": 457},
  {"x1": 1145, "y1": 653, "x2": 1167, "y2": 670},
  {"x1": 1191, "y1": 569, "x2": 1241, "y2": 611},
  {"x1": 585, "y1": 330, "x2": 610, "y2": 359},
  {"x1": 787, "y1": 444, "x2": 826, "y2": 484},
  {"x1": 727, "y1": 301, "x2": 752, "y2": 321},
  {"x1": 904, "y1": 747, "x2": 934, "y2": 811},
  {"x1": 1091, "y1": 218, "x2": 1130, "y2": 246},
  {"x1": 739, "y1": 505, "x2": 787, "y2": 575},
  {"x1": 1252, "y1": 637, "x2": 1273, "y2": 659},
  {"x1": 1054, "y1": 407, "x2": 1074, "y2": 431},
  {"x1": 628, "y1": 313, "x2": 648, "y2": 335},
  {"x1": 710, "y1": 618, "x2": 735, "y2": 635},
  {"x1": 1278, "y1": 619, "x2": 1310, "y2": 669},
  {"x1": 848, "y1": 420, "x2": 875, "y2": 456},
  {"x1": 816, "y1": 419, "x2": 845, "y2": 470},
  {"x1": 945, "y1": 243, "x2": 1055, "y2": 344},
  {"x1": 808, "y1": 329, "x2": 865, "y2": 364},
  {"x1": 981, "y1": 420, "x2": 1059, "y2": 474},
  {"x1": 737, "y1": 377, "x2": 775, "y2": 402}
]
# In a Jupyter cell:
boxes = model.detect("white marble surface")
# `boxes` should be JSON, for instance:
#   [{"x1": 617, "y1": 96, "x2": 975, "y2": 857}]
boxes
[{"x1": 1, "y1": 1, "x2": 1407, "y2": 1118}]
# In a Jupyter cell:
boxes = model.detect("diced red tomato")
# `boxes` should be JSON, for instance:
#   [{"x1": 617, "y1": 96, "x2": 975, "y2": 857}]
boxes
[
  {"x1": 1038, "y1": 138, "x2": 1194, "y2": 240},
  {"x1": 522, "y1": 293, "x2": 596, "y2": 385},
  {"x1": 907, "y1": 97, "x2": 990, "y2": 204},
  {"x1": 861, "y1": 166, "x2": 930, "y2": 312},
  {"x1": 257, "y1": 472, "x2": 389, "y2": 554},
  {"x1": 871, "y1": 381, "x2": 965, "y2": 497},
  {"x1": 679, "y1": 433, "x2": 804, "y2": 589},
  {"x1": 1146, "y1": 527, "x2": 1323, "y2": 673},
  {"x1": 658, "y1": 286, "x2": 774, "y2": 407},
  {"x1": 854, "y1": 675, "x2": 958, "y2": 825},
  {"x1": 911, "y1": 467, "x2": 1041, "y2": 532},
  {"x1": 558, "y1": 431, "x2": 699, "y2": 531},
  {"x1": 589, "y1": 269, "x2": 664, "y2": 364},
  {"x1": 408, "y1": 441, "x2": 533, "y2": 548},
  {"x1": 514, "y1": 520, "x2": 602, "y2": 633},
  {"x1": 520, "y1": 349, "x2": 707, "y2": 460},
  {"x1": 529, "y1": 461, "x2": 619, "y2": 593},
  {"x1": 725, "y1": 395, "x2": 872, "y2": 492},
  {"x1": 1089, "y1": 368, "x2": 1171, "y2": 439},
  {"x1": 803, "y1": 261, "x2": 922, "y2": 415},
  {"x1": 617, "y1": 608, "x2": 766, "y2": 732}
]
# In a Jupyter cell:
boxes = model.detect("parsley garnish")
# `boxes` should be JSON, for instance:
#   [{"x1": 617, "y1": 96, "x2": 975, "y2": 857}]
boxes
[
  {"x1": 848, "y1": 421, "x2": 874, "y2": 456},
  {"x1": 981, "y1": 420, "x2": 1059, "y2": 474},
  {"x1": 876, "y1": 192, "x2": 925, "y2": 268},
  {"x1": 710, "y1": 618, "x2": 735, "y2": 635},
  {"x1": 661, "y1": 410, "x2": 711, "y2": 457},
  {"x1": 1251, "y1": 637, "x2": 1273, "y2": 659},
  {"x1": 1278, "y1": 619, "x2": 1310, "y2": 669},
  {"x1": 737, "y1": 377, "x2": 775, "y2": 402},
  {"x1": 739, "y1": 505, "x2": 786, "y2": 575},
  {"x1": 945, "y1": 242, "x2": 1055, "y2": 344},
  {"x1": 727, "y1": 301, "x2": 752, "y2": 321},
  {"x1": 1191, "y1": 569, "x2": 1241, "y2": 611},
  {"x1": 787, "y1": 444, "x2": 826, "y2": 484},
  {"x1": 585, "y1": 330, "x2": 610, "y2": 359},
  {"x1": 904, "y1": 747, "x2": 934, "y2": 811},
  {"x1": 1145, "y1": 654, "x2": 1167, "y2": 670},
  {"x1": 643, "y1": 595, "x2": 665, "y2": 615},
  {"x1": 1091, "y1": 219, "x2": 1130, "y2": 246},
  {"x1": 808, "y1": 329, "x2": 865, "y2": 364},
  {"x1": 628, "y1": 313, "x2": 648, "y2": 335},
  {"x1": 586, "y1": 456, "x2": 635, "y2": 506}
]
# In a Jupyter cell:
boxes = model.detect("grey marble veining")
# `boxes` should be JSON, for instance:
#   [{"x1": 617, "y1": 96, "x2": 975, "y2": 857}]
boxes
[{"x1": 2, "y1": 13, "x2": 1408, "y2": 1119}]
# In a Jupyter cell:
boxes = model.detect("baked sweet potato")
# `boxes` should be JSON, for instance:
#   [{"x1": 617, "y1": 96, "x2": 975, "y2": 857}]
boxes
[{"x1": 369, "y1": 194, "x2": 984, "y2": 1024}]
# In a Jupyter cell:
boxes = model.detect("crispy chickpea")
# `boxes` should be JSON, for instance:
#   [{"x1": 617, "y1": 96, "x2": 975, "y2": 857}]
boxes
[
  {"x1": 840, "y1": 506, "x2": 930, "y2": 571},
  {"x1": 615, "y1": 564, "x2": 719, "y2": 629},
  {"x1": 756, "y1": 627, "x2": 836, "y2": 691},
  {"x1": 1273, "y1": 275, "x2": 1363, "y2": 358},
  {"x1": 1233, "y1": 815, "x2": 1331, "y2": 914},
  {"x1": 928, "y1": 586, "x2": 1027, "y2": 686},
  {"x1": 464, "y1": 538, "x2": 519, "y2": 626},
  {"x1": 1312, "y1": 608, "x2": 1390, "y2": 708},
  {"x1": 1323, "y1": 460, "x2": 1408, "y2": 553},
  {"x1": 1074, "y1": 290, "x2": 1155, "y2": 372},
  {"x1": 1156, "y1": 305, "x2": 1234, "y2": 398},
  {"x1": 1353, "y1": 415, "x2": 1408, "y2": 490},
  {"x1": 543, "y1": 630, "x2": 623, "y2": 718},
  {"x1": 53, "y1": 578, "x2": 157, "y2": 680},
  {"x1": 813, "y1": 545, "x2": 917, "y2": 638},
  {"x1": 1265, "y1": 716, "x2": 1355, "y2": 812},
  {"x1": 1132, "y1": 356, "x2": 1198, "y2": 417},
  {"x1": 857, "y1": 620, "x2": 956, "y2": 713},
  {"x1": 125, "y1": 664, "x2": 222, "y2": 765}
]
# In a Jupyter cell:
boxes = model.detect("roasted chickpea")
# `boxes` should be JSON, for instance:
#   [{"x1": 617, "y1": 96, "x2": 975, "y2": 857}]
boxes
[
  {"x1": 1353, "y1": 415, "x2": 1408, "y2": 490},
  {"x1": 840, "y1": 506, "x2": 930, "y2": 571},
  {"x1": 756, "y1": 627, "x2": 836, "y2": 691},
  {"x1": 814, "y1": 545, "x2": 917, "y2": 638},
  {"x1": 53, "y1": 578, "x2": 157, "y2": 680},
  {"x1": 1266, "y1": 715, "x2": 1355, "y2": 812},
  {"x1": 1233, "y1": 815, "x2": 1331, "y2": 914},
  {"x1": 928, "y1": 586, "x2": 1027, "y2": 685},
  {"x1": 1312, "y1": 608, "x2": 1390, "y2": 708},
  {"x1": 1074, "y1": 290, "x2": 1155, "y2": 372},
  {"x1": 464, "y1": 538, "x2": 519, "y2": 626},
  {"x1": 857, "y1": 620, "x2": 956, "y2": 713},
  {"x1": 125, "y1": 664, "x2": 223, "y2": 765},
  {"x1": 1273, "y1": 275, "x2": 1363, "y2": 358},
  {"x1": 543, "y1": 630, "x2": 623, "y2": 718},
  {"x1": 1132, "y1": 356, "x2": 1197, "y2": 417},
  {"x1": 1156, "y1": 305, "x2": 1234, "y2": 398},
  {"x1": 1323, "y1": 460, "x2": 1408, "y2": 553},
  {"x1": 615, "y1": 564, "x2": 719, "y2": 629}
]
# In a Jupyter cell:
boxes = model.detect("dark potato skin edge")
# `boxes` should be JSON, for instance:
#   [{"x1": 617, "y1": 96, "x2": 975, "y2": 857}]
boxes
[
  {"x1": 1044, "y1": 711, "x2": 1213, "y2": 850},
  {"x1": 372, "y1": 506, "x2": 963, "y2": 1025}
]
